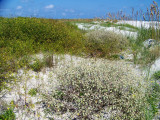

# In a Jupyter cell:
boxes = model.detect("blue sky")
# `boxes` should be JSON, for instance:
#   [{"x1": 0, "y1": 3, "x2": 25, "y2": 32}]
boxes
[{"x1": 0, "y1": 0, "x2": 159, "y2": 19}]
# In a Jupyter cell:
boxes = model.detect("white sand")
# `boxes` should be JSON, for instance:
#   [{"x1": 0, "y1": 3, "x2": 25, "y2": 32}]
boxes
[
  {"x1": 76, "y1": 20, "x2": 160, "y2": 38},
  {"x1": 116, "y1": 20, "x2": 160, "y2": 29},
  {"x1": 150, "y1": 57, "x2": 160, "y2": 76},
  {"x1": 76, "y1": 23, "x2": 137, "y2": 38}
]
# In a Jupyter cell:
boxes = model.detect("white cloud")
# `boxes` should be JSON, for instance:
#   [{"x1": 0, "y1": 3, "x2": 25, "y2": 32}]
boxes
[
  {"x1": 123, "y1": 6, "x2": 127, "y2": 9},
  {"x1": 16, "y1": 12, "x2": 22, "y2": 16},
  {"x1": 65, "y1": 9, "x2": 75, "y2": 13},
  {"x1": 0, "y1": 9, "x2": 10, "y2": 11},
  {"x1": 62, "y1": 12, "x2": 66, "y2": 16},
  {"x1": 16, "y1": 9, "x2": 23, "y2": 16},
  {"x1": 140, "y1": 4, "x2": 144, "y2": 7},
  {"x1": 17, "y1": 6, "x2": 22, "y2": 10},
  {"x1": 45, "y1": 4, "x2": 54, "y2": 9},
  {"x1": 79, "y1": 13, "x2": 84, "y2": 16},
  {"x1": 65, "y1": 9, "x2": 69, "y2": 12},
  {"x1": 33, "y1": 9, "x2": 39, "y2": 16},
  {"x1": 21, "y1": 0, "x2": 29, "y2": 2},
  {"x1": 70, "y1": 9, "x2": 75, "y2": 13}
]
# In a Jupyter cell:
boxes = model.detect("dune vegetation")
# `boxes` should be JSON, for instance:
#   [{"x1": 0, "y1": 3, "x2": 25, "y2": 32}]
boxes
[{"x1": 0, "y1": 1, "x2": 160, "y2": 120}]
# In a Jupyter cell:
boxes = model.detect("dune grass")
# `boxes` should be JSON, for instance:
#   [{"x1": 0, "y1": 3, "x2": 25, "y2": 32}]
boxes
[{"x1": 130, "y1": 26, "x2": 160, "y2": 65}]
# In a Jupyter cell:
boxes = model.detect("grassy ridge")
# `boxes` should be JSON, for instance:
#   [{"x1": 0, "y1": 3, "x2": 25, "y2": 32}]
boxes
[
  {"x1": 0, "y1": 17, "x2": 86, "y2": 91},
  {"x1": 0, "y1": 17, "x2": 86, "y2": 55}
]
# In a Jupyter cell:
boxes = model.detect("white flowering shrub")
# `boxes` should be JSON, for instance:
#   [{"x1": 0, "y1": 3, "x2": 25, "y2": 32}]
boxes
[{"x1": 46, "y1": 59, "x2": 147, "y2": 119}]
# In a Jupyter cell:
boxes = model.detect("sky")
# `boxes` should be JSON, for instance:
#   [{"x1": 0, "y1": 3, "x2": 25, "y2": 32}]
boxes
[{"x1": 0, "y1": 0, "x2": 159, "y2": 19}]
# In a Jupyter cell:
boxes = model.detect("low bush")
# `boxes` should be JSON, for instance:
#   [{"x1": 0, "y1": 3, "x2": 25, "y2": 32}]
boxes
[
  {"x1": 145, "y1": 78, "x2": 160, "y2": 119},
  {"x1": 43, "y1": 53, "x2": 54, "y2": 68},
  {"x1": 0, "y1": 108, "x2": 15, "y2": 120},
  {"x1": 29, "y1": 59, "x2": 44, "y2": 72},
  {"x1": 85, "y1": 30, "x2": 129, "y2": 57},
  {"x1": 45, "y1": 59, "x2": 147, "y2": 119},
  {"x1": 153, "y1": 70, "x2": 160, "y2": 79},
  {"x1": 135, "y1": 47, "x2": 160, "y2": 65},
  {"x1": 28, "y1": 88, "x2": 38, "y2": 97}
]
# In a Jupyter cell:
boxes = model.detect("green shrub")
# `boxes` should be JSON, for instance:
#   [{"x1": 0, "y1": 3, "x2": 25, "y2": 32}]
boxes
[
  {"x1": 85, "y1": 30, "x2": 128, "y2": 57},
  {"x1": 46, "y1": 59, "x2": 147, "y2": 119},
  {"x1": 153, "y1": 70, "x2": 160, "y2": 79},
  {"x1": 29, "y1": 59, "x2": 44, "y2": 72},
  {"x1": 18, "y1": 55, "x2": 32, "y2": 68},
  {"x1": 28, "y1": 88, "x2": 38, "y2": 97},
  {"x1": 145, "y1": 81, "x2": 160, "y2": 119},
  {"x1": 108, "y1": 54, "x2": 120, "y2": 60},
  {"x1": 0, "y1": 108, "x2": 15, "y2": 120},
  {"x1": 43, "y1": 53, "x2": 54, "y2": 68},
  {"x1": 0, "y1": 17, "x2": 85, "y2": 54}
]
